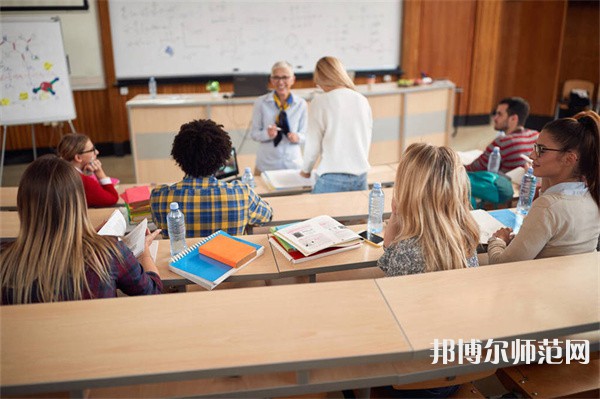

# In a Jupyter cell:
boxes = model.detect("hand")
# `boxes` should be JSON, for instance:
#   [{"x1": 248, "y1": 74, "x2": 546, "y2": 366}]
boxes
[
  {"x1": 84, "y1": 159, "x2": 107, "y2": 179},
  {"x1": 267, "y1": 125, "x2": 279, "y2": 139},
  {"x1": 287, "y1": 132, "x2": 299, "y2": 143},
  {"x1": 492, "y1": 227, "x2": 514, "y2": 244},
  {"x1": 141, "y1": 228, "x2": 162, "y2": 259},
  {"x1": 300, "y1": 170, "x2": 311, "y2": 178}
]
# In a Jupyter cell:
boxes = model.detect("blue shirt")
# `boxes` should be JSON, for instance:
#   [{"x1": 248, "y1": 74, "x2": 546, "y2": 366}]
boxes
[{"x1": 250, "y1": 91, "x2": 308, "y2": 172}]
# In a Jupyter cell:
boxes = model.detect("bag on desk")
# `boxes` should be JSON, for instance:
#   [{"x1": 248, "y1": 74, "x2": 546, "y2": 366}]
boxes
[{"x1": 468, "y1": 171, "x2": 513, "y2": 207}]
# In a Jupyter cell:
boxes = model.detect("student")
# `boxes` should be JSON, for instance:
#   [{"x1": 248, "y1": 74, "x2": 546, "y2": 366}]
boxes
[
  {"x1": 466, "y1": 97, "x2": 538, "y2": 173},
  {"x1": 378, "y1": 143, "x2": 480, "y2": 276},
  {"x1": 0, "y1": 156, "x2": 162, "y2": 305},
  {"x1": 57, "y1": 133, "x2": 119, "y2": 207},
  {"x1": 488, "y1": 111, "x2": 600, "y2": 263},
  {"x1": 250, "y1": 61, "x2": 307, "y2": 172},
  {"x1": 150, "y1": 119, "x2": 273, "y2": 238},
  {"x1": 300, "y1": 56, "x2": 373, "y2": 193}
]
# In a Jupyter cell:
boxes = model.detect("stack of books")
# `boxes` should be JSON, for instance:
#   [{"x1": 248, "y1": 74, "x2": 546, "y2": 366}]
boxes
[
  {"x1": 269, "y1": 215, "x2": 362, "y2": 264},
  {"x1": 169, "y1": 230, "x2": 263, "y2": 290},
  {"x1": 120, "y1": 186, "x2": 151, "y2": 224}
]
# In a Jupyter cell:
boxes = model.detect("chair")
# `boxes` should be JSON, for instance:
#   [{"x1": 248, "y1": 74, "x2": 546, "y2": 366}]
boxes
[{"x1": 555, "y1": 79, "x2": 595, "y2": 119}]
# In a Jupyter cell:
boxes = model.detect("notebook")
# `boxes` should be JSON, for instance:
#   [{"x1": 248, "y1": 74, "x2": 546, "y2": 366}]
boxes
[
  {"x1": 269, "y1": 236, "x2": 361, "y2": 264},
  {"x1": 198, "y1": 234, "x2": 256, "y2": 268},
  {"x1": 232, "y1": 74, "x2": 269, "y2": 98},
  {"x1": 169, "y1": 230, "x2": 264, "y2": 290}
]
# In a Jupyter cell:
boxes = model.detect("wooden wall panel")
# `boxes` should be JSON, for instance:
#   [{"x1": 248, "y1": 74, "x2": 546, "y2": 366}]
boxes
[
  {"x1": 558, "y1": 0, "x2": 600, "y2": 100},
  {"x1": 494, "y1": 0, "x2": 567, "y2": 116},
  {"x1": 467, "y1": 0, "x2": 502, "y2": 115}
]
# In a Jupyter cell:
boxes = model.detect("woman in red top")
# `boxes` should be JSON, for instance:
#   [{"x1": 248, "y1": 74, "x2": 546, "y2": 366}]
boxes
[{"x1": 57, "y1": 133, "x2": 119, "y2": 207}]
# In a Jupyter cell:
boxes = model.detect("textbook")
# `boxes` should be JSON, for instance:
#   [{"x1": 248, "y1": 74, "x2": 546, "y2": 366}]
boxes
[
  {"x1": 169, "y1": 230, "x2": 264, "y2": 290},
  {"x1": 269, "y1": 236, "x2": 361, "y2": 264},
  {"x1": 269, "y1": 222, "x2": 299, "y2": 252},
  {"x1": 272, "y1": 215, "x2": 362, "y2": 257},
  {"x1": 470, "y1": 209, "x2": 506, "y2": 244},
  {"x1": 97, "y1": 209, "x2": 156, "y2": 259},
  {"x1": 261, "y1": 169, "x2": 316, "y2": 191}
]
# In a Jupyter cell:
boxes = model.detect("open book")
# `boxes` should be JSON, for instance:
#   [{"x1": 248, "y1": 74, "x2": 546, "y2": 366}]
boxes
[
  {"x1": 261, "y1": 169, "x2": 316, "y2": 191},
  {"x1": 97, "y1": 209, "x2": 157, "y2": 259},
  {"x1": 272, "y1": 215, "x2": 362, "y2": 257},
  {"x1": 169, "y1": 230, "x2": 264, "y2": 290}
]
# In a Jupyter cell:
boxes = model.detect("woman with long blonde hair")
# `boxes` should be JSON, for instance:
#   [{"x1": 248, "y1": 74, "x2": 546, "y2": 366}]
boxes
[
  {"x1": 300, "y1": 56, "x2": 372, "y2": 193},
  {"x1": 378, "y1": 143, "x2": 480, "y2": 276},
  {"x1": 1, "y1": 156, "x2": 162, "y2": 304},
  {"x1": 57, "y1": 133, "x2": 119, "y2": 207}
]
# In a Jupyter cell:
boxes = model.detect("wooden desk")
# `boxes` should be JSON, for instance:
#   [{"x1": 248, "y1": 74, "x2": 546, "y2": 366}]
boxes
[
  {"x1": 0, "y1": 208, "x2": 117, "y2": 239},
  {"x1": 1, "y1": 279, "x2": 410, "y2": 396},
  {"x1": 127, "y1": 81, "x2": 455, "y2": 183},
  {"x1": 377, "y1": 252, "x2": 600, "y2": 354}
]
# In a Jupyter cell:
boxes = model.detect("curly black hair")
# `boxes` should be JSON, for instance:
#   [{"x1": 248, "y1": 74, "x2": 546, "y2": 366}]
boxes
[{"x1": 171, "y1": 119, "x2": 232, "y2": 177}]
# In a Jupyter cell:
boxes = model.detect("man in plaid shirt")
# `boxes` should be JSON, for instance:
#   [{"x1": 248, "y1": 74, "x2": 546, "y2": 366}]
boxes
[{"x1": 150, "y1": 119, "x2": 273, "y2": 238}]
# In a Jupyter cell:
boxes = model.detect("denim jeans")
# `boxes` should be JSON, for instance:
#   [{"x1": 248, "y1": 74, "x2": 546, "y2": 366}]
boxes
[{"x1": 312, "y1": 173, "x2": 367, "y2": 194}]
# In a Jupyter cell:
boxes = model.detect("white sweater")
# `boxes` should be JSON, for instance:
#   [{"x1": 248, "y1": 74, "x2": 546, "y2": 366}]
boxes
[
  {"x1": 302, "y1": 88, "x2": 373, "y2": 176},
  {"x1": 488, "y1": 189, "x2": 600, "y2": 263}
]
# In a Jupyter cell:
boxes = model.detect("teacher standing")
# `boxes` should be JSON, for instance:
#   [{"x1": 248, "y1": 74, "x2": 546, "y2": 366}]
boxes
[
  {"x1": 300, "y1": 56, "x2": 373, "y2": 193},
  {"x1": 250, "y1": 61, "x2": 307, "y2": 173}
]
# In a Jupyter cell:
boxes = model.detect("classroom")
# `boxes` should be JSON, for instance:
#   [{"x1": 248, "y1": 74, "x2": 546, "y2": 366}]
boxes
[{"x1": 1, "y1": 1, "x2": 599, "y2": 398}]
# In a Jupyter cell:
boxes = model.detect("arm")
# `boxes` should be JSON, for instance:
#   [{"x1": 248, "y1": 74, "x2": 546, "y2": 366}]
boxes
[
  {"x1": 291, "y1": 100, "x2": 308, "y2": 145},
  {"x1": 246, "y1": 189, "x2": 273, "y2": 225},
  {"x1": 487, "y1": 200, "x2": 553, "y2": 264},
  {"x1": 114, "y1": 241, "x2": 163, "y2": 296},
  {"x1": 81, "y1": 174, "x2": 119, "y2": 207},
  {"x1": 250, "y1": 98, "x2": 276, "y2": 142},
  {"x1": 301, "y1": 99, "x2": 325, "y2": 173},
  {"x1": 137, "y1": 228, "x2": 162, "y2": 275}
]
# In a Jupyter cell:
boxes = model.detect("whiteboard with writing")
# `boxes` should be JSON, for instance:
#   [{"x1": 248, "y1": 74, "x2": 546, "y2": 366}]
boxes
[
  {"x1": 0, "y1": 17, "x2": 76, "y2": 126},
  {"x1": 108, "y1": 0, "x2": 401, "y2": 80}
]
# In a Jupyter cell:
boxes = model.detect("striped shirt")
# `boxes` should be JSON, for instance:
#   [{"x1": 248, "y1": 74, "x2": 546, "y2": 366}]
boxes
[
  {"x1": 465, "y1": 128, "x2": 539, "y2": 173},
  {"x1": 150, "y1": 176, "x2": 273, "y2": 238}
]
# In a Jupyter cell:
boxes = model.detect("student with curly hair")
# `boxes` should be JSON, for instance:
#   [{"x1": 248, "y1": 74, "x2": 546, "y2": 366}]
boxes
[
  {"x1": 1, "y1": 156, "x2": 162, "y2": 304},
  {"x1": 150, "y1": 119, "x2": 273, "y2": 238}
]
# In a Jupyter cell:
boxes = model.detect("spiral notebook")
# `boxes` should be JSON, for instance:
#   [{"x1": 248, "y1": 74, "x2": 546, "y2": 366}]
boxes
[{"x1": 169, "y1": 230, "x2": 264, "y2": 290}]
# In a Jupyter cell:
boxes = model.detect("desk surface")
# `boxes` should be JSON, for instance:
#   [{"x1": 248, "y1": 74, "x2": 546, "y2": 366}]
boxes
[
  {"x1": 377, "y1": 252, "x2": 600, "y2": 353},
  {"x1": 1, "y1": 279, "x2": 410, "y2": 393}
]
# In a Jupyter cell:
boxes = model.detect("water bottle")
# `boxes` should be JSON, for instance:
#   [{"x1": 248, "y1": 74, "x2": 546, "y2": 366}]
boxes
[
  {"x1": 516, "y1": 167, "x2": 537, "y2": 216},
  {"x1": 367, "y1": 182, "x2": 385, "y2": 235},
  {"x1": 241, "y1": 167, "x2": 256, "y2": 188},
  {"x1": 148, "y1": 77, "x2": 157, "y2": 98},
  {"x1": 487, "y1": 146, "x2": 501, "y2": 174},
  {"x1": 166, "y1": 202, "x2": 187, "y2": 256}
]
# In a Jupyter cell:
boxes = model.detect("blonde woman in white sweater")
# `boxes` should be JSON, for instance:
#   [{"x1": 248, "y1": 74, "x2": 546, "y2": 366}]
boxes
[
  {"x1": 300, "y1": 56, "x2": 373, "y2": 193},
  {"x1": 488, "y1": 111, "x2": 600, "y2": 263}
]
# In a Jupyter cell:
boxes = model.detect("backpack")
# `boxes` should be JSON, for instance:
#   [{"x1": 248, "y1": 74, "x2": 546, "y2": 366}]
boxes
[{"x1": 468, "y1": 171, "x2": 514, "y2": 208}]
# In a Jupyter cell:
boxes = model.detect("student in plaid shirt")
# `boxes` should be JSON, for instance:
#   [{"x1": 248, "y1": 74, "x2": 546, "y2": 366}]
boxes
[{"x1": 150, "y1": 119, "x2": 273, "y2": 238}]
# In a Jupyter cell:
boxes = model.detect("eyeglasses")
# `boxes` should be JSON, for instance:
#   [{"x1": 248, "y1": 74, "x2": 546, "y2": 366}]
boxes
[
  {"x1": 79, "y1": 146, "x2": 97, "y2": 154},
  {"x1": 270, "y1": 75, "x2": 291, "y2": 82},
  {"x1": 533, "y1": 143, "x2": 563, "y2": 157}
]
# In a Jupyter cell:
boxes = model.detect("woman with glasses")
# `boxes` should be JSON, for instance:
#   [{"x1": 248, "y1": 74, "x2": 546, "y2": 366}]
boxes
[
  {"x1": 57, "y1": 133, "x2": 119, "y2": 207},
  {"x1": 1, "y1": 155, "x2": 162, "y2": 304},
  {"x1": 300, "y1": 56, "x2": 372, "y2": 193},
  {"x1": 488, "y1": 111, "x2": 600, "y2": 263},
  {"x1": 250, "y1": 61, "x2": 307, "y2": 173}
]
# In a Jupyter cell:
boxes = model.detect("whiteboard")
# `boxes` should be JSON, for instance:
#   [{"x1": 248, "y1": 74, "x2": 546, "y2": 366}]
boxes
[
  {"x1": 108, "y1": 0, "x2": 402, "y2": 80},
  {"x1": 0, "y1": 17, "x2": 76, "y2": 125}
]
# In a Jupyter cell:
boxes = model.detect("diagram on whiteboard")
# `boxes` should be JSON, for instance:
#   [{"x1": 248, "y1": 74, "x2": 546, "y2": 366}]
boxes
[{"x1": 0, "y1": 19, "x2": 76, "y2": 126}]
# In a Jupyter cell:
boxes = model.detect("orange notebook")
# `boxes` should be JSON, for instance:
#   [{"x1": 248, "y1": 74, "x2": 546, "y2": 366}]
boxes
[{"x1": 198, "y1": 234, "x2": 257, "y2": 268}]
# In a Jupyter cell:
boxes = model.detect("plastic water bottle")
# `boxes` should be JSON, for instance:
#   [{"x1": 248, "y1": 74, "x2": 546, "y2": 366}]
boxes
[
  {"x1": 148, "y1": 77, "x2": 157, "y2": 98},
  {"x1": 367, "y1": 182, "x2": 385, "y2": 235},
  {"x1": 516, "y1": 167, "x2": 537, "y2": 216},
  {"x1": 166, "y1": 202, "x2": 187, "y2": 256},
  {"x1": 487, "y1": 146, "x2": 501, "y2": 174},
  {"x1": 241, "y1": 167, "x2": 256, "y2": 188}
]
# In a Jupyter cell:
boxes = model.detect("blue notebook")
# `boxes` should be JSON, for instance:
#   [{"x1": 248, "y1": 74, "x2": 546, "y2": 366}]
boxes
[
  {"x1": 489, "y1": 209, "x2": 518, "y2": 230},
  {"x1": 169, "y1": 230, "x2": 264, "y2": 290}
]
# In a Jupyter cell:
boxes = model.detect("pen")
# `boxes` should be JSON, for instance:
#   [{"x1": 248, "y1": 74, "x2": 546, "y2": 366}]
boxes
[
  {"x1": 520, "y1": 154, "x2": 533, "y2": 164},
  {"x1": 269, "y1": 125, "x2": 282, "y2": 131}
]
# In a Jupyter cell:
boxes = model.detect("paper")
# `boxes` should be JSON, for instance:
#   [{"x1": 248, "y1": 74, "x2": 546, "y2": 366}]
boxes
[
  {"x1": 457, "y1": 150, "x2": 483, "y2": 166},
  {"x1": 97, "y1": 209, "x2": 127, "y2": 236},
  {"x1": 261, "y1": 169, "x2": 316, "y2": 190},
  {"x1": 470, "y1": 209, "x2": 506, "y2": 244},
  {"x1": 121, "y1": 219, "x2": 148, "y2": 258},
  {"x1": 506, "y1": 167, "x2": 525, "y2": 183}
]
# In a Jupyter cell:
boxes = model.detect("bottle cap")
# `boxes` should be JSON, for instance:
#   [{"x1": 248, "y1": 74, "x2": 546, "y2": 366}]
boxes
[
  {"x1": 244, "y1": 167, "x2": 252, "y2": 173},
  {"x1": 527, "y1": 167, "x2": 534, "y2": 174},
  {"x1": 169, "y1": 202, "x2": 179, "y2": 211},
  {"x1": 373, "y1": 182, "x2": 382, "y2": 189},
  {"x1": 493, "y1": 146, "x2": 500, "y2": 153}
]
